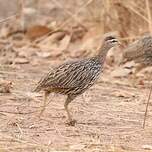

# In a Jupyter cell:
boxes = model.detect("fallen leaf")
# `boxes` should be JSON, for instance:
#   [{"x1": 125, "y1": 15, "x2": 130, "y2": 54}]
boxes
[
  {"x1": 58, "y1": 34, "x2": 71, "y2": 51},
  {"x1": 39, "y1": 31, "x2": 67, "y2": 45},
  {"x1": 36, "y1": 52, "x2": 52, "y2": 58},
  {"x1": 71, "y1": 25, "x2": 87, "y2": 42},
  {"x1": 26, "y1": 25, "x2": 51, "y2": 40}
]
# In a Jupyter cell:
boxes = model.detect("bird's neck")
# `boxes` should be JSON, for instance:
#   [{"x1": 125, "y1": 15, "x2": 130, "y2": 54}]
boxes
[{"x1": 96, "y1": 44, "x2": 112, "y2": 63}]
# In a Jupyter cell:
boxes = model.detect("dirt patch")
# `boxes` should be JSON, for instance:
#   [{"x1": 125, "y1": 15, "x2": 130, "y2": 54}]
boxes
[{"x1": 0, "y1": 62, "x2": 152, "y2": 152}]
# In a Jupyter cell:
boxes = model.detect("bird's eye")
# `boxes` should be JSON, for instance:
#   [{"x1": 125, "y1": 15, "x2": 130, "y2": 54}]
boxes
[{"x1": 111, "y1": 39, "x2": 118, "y2": 43}]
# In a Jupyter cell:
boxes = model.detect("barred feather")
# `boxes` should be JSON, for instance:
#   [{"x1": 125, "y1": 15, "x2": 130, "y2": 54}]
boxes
[
  {"x1": 34, "y1": 35, "x2": 119, "y2": 98},
  {"x1": 123, "y1": 35, "x2": 152, "y2": 65}
]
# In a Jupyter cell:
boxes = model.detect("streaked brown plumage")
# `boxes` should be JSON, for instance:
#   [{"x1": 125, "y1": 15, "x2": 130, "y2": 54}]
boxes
[
  {"x1": 34, "y1": 34, "x2": 119, "y2": 125},
  {"x1": 122, "y1": 35, "x2": 152, "y2": 85}
]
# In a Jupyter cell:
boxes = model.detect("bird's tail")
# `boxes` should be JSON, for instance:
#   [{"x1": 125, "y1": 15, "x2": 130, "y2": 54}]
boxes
[{"x1": 32, "y1": 85, "x2": 41, "y2": 92}]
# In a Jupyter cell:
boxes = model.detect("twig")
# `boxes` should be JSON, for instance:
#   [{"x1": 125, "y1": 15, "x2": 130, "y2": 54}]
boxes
[
  {"x1": 52, "y1": 0, "x2": 93, "y2": 30},
  {"x1": 0, "y1": 13, "x2": 18, "y2": 24},
  {"x1": 146, "y1": 0, "x2": 152, "y2": 33},
  {"x1": 16, "y1": 123, "x2": 23, "y2": 137},
  {"x1": 143, "y1": 0, "x2": 152, "y2": 129},
  {"x1": 18, "y1": 0, "x2": 25, "y2": 30},
  {"x1": 0, "y1": 110, "x2": 39, "y2": 115},
  {"x1": 33, "y1": 0, "x2": 94, "y2": 43},
  {"x1": 143, "y1": 84, "x2": 152, "y2": 129},
  {"x1": 124, "y1": 4, "x2": 149, "y2": 23}
]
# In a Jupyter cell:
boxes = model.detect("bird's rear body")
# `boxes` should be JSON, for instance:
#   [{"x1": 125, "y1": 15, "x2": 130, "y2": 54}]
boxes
[
  {"x1": 123, "y1": 35, "x2": 152, "y2": 65},
  {"x1": 122, "y1": 35, "x2": 152, "y2": 86}
]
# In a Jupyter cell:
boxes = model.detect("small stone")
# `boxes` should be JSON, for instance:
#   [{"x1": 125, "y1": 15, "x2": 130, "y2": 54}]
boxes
[{"x1": 142, "y1": 145, "x2": 152, "y2": 150}]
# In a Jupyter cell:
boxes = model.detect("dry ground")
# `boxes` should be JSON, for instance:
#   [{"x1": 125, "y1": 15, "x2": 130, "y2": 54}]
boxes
[
  {"x1": 0, "y1": 60, "x2": 152, "y2": 152},
  {"x1": 0, "y1": 0, "x2": 152, "y2": 151}
]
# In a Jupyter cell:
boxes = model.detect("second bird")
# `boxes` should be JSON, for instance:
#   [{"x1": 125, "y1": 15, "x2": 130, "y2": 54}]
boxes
[
  {"x1": 34, "y1": 34, "x2": 119, "y2": 126},
  {"x1": 122, "y1": 35, "x2": 152, "y2": 86}
]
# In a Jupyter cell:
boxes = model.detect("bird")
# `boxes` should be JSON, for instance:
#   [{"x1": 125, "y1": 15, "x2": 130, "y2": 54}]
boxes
[
  {"x1": 122, "y1": 35, "x2": 152, "y2": 86},
  {"x1": 34, "y1": 34, "x2": 119, "y2": 126}
]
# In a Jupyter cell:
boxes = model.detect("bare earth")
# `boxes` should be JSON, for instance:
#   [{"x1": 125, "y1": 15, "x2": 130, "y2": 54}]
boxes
[
  {"x1": 0, "y1": 0, "x2": 152, "y2": 151},
  {"x1": 0, "y1": 60, "x2": 152, "y2": 152}
]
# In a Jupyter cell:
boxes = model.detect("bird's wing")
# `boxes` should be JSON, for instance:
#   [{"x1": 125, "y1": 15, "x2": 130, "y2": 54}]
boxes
[
  {"x1": 44, "y1": 60, "x2": 93, "y2": 88},
  {"x1": 123, "y1": 39, "x2": 145, "y2": 61},
  {"x1": 123, "y1": 35, "x2": 152, "y2": 62},
  {"x1": 34, "y1": 59, "x2": 95, "y2": 91}
]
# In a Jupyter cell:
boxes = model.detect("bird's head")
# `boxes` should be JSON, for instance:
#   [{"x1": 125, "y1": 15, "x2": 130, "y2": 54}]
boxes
[
  {"x1": 97, "y1": 33, "x2": 121, "y2": 59},
  {"x1": 103, "y1": 35, "x2": 120, "y2": 49}
]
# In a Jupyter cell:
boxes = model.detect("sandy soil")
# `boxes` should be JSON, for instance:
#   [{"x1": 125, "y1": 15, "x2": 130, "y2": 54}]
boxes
[{"x1": 0, "y1": 60, "x2": 152, "y2": 152}]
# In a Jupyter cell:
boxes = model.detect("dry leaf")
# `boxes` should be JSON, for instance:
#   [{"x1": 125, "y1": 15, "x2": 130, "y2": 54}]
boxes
[
  {"x1": 58, "y1": 34, "x2": 71, "y2": 51},
  {"x1": 111, "y1": 67, "x2": 132, "y2": 78},
  {"x1": 26, "y1": 25, "x2": 51, "y2": 40},
  {"x1": 71, "y1": 25, "x2": 87, "y2": 42},
  {"x1": 39, "y1": 31, "x2": 67, "y2": 45},
  {"x1": 36, "y1": 52, "x2": 52, "y2": 58}
]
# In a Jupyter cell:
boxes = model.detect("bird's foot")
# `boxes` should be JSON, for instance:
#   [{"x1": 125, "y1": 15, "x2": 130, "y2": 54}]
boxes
[{"x1": 66, "y1": 119, "x2": 77, "y2": 126}]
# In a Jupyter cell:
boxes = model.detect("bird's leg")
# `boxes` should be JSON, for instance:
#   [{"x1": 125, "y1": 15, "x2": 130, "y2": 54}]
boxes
[
  {"x1": 131, "y1": 70, "x2": 138, "y2": 87},
  {"x1": 131, "y1": 63, "x2": 145, "y2": 87},
  {"x1": 39, "y1": 91, "x2": 50, "y2": 118},
  {"x1": 64, "y1": 96, "x2": 76, "y2": 126}
]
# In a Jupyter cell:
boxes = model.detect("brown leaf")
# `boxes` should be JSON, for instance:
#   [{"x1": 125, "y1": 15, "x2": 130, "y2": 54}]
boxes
[
  {"x1": 71, "y1": 25, "x2": 87, "y2": 42},
  {"x1": 39, "y1": 31, "x2": 67, "y2": 45},
  {"x1": 26, "y1": 25, "x2": 51, "y2": 40}
]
